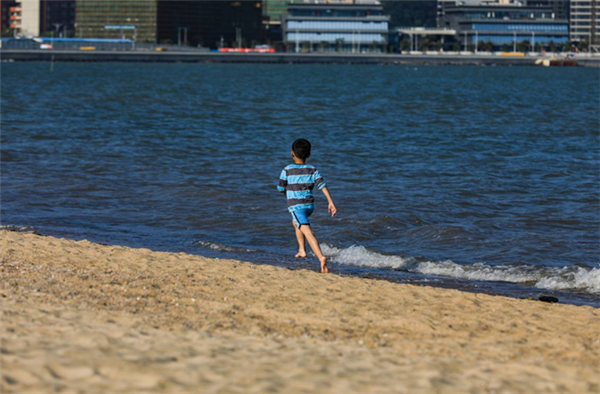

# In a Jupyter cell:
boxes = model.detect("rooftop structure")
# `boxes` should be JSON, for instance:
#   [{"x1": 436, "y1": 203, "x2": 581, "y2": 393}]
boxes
[{"x1": 282, "y1": 1, "x2": 390, "y2": 53}]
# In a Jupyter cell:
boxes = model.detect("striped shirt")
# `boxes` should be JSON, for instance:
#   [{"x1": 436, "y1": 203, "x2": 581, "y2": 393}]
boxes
[{"x1": 277, "y1": 164, "x2": 327, "y2": 212}]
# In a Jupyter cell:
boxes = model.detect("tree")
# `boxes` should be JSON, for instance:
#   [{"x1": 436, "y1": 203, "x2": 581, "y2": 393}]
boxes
[
  {"x1": 436, "y1": 40, "x2": 443, "y2": 52},
  {"x1": 534, "y1": 42, "x2": 542, "y2": 52},
  {"x1": 335, "y1": 39, "x2": 344, "y2": 52},
  {"x1": 467, "y1": 43, "x2": 475, "y2": 52},
  {"x1": 401, "y1": 38, "x2": 411, "y2": 52},
  {"x1": 516, "y1": 40, "x2": 530, "y2": 52},
  {"x1": 418, "y1": 37, "x2": 430, "y2": 52},
  {"x1": 549, "y1": 40, "x2": 557, "y2": 53},
  {"x1": 483, "y1": 41, "x2": 494, "y2": 52},
  {"x1": 453, "y1": 40, "x2": 461, "y2": 52},
  {"x1": 502, "y1": 43, "x2": 511, "y2": 52}
]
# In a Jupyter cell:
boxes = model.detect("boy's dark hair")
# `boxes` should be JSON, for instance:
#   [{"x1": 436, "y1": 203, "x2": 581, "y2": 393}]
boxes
[{"x1": 292, "y1": 139, "x2": 311, "y2": 160}]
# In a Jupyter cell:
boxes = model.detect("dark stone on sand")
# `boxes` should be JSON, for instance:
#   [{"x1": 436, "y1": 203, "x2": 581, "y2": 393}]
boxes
[{"x1": 539, "y1": 296, "x2": 559, "y2": 303}]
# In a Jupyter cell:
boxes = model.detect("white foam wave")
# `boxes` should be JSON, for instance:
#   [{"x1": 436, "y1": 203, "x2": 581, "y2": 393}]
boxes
[
  {"x1": 535, "y1": 267, "x2": 600, "y2": 294},
  {"x1": 197, "y1": 241, "x2": 257, "y2": 253},
  {"x1": 322, "y1": 244, "x2": 600, "y2": 294},
  {"x1": 322, "y1": 244, "x2": 413, "y2": 270},
  {"x1": 414, "y1": 261, "x2": 540, "y2": 283}
]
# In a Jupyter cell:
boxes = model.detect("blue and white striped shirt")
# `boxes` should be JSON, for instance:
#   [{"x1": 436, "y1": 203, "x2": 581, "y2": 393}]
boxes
[{"x1": 277, "y1": 164, "x2": 327, "y2": 212}]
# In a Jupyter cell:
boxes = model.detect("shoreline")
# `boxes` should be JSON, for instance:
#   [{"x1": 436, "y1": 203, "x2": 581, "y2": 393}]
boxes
[
  {"x1": 1, "y1": 230, "x2": 599, "y2": 393},
  {"x1": 2, "y1": 226, "x2": 598, "y2": 308},
  {"x1": 2, "y1": 49, "x2": 600, "y2": 67}
]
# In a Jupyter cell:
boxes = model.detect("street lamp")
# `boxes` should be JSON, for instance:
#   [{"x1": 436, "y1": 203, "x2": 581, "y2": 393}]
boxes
[
  {"x1": 295, "y1": 29, "x2": 299, "y2": 53},
  {"x1": 53, "y1": 23, "x2": 61, "y2": 38}
]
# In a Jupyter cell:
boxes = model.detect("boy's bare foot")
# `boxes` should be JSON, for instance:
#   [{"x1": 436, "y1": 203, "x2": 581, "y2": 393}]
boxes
[
  {"x1": 320, "y1": 256, "x2": 329, "y2": 273},
  {"x1": 295, "y1": 251, "x2": 307, "y2": 258}
]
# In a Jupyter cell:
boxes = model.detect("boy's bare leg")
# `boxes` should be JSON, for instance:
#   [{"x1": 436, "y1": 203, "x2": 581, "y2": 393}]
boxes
[
  {"x1": 299, "y1": 225, "x2": 329, "y2": 273},
  {"x1": 293, "y1": 221, "x2": 307, "y2": 258}
]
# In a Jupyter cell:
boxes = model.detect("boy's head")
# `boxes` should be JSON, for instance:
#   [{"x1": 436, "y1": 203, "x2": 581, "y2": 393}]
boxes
[{"x1": 292, "y1": 139, "x2": 311, "y2": 161}]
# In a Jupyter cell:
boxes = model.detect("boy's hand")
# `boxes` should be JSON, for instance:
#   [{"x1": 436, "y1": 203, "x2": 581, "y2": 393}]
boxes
[{"x1": 328, "y1": 203, "x2": 337, "y2": 217}]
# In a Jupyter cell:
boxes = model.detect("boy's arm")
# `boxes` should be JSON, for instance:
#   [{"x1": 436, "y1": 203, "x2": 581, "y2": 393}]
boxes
[
  {"x1": 277, "y1": 169, "x2": 287, "y2": 194},
  {"x1": 321, "y1": 187, "x2": 337, "y2": 217}
]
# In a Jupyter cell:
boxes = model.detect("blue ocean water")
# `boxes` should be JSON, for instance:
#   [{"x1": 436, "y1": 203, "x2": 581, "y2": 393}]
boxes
[{"x1": 2, "y1": 62, "x2": 599, "y2": 306}]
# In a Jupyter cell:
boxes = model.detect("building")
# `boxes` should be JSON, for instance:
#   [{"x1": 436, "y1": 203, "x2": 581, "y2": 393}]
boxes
[
  {"x1": 570, "y1": 0, "x2": 599, "y2": 45},
  {"x1": 282, "y1": 0, "x2": 390, "y2": 53},
  {"x1": 438, "y1": 0, "x2": 569, "y2": 26},
  {"x1": 75, "y1": 0, "x2": 263, "y2": 47},
  {"x1": 189, "y1": 1, "x2": 263, "y2": 48},
  {"x1": 1, "y1": 0, "x2": 76, "y2": 37},
  {"x1": 75, "y1": 0, "x2": 157, "y2": 42},
  {"x1": 40, "y1": 0, "x2": 76, "y2": 37},
  {"x1": 264, "y1": 0, "x2": 288, "y2": 24},
  {"x1": 263, "y1": 0, "x2": 288, "y2": 46},
  {"x1": 437, "y1": 0, "x2": 480, "y2": 27},
  {"x1": 20, "y1": 0, "x2": 40, "y2": 36},
  {"x1": 438, "y1": 0, "x2": 569, "y2": 50},
  {"x1": 1, "y1": 0, "x2": 19, "y2": 35},
  {"x1": 527, "y1": 0, "x2": 570, "y2": 21}
]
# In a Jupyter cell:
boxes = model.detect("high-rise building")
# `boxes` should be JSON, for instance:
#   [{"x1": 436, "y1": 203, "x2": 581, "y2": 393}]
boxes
[
  {"x1": 1, "y1": 0, "x2": 19, "y2": 34},
  {"x1": 570, "y1": 0, "x2": 599, "y2": 44},
  {"x1": 75, "y1": 0, "x2": 263, "y2": 46},
  {"x1": 1, "y1": 0, "x2": 76, "y2": 37},
  {"x1": 20, "y1": 0, "x2": 40, "y2": 36},
  {"x1": 40, "y1": 0, "x2": 76, "y2": 37},
  {"x1": 75, "y1": 0, "x2": 157, "y2": 42}
]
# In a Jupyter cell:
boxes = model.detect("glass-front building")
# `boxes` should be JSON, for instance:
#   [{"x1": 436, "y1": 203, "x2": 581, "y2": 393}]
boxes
[
  {"x1": 282, "y1": 1, "x2": 389, "y2": 53},
  {"x1": 75, "y1": 0, "x2": 157, "y2": 42},
  {"x1": 75, "y1": 0, "x2": 263, "y2": 47},
  {"x1": 439, "y1": 3, "x2": 569, "y2": 48}
]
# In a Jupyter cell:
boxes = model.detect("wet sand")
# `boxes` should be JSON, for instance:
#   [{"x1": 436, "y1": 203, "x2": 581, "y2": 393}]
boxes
[{"x1": 1, "y1": 230, "x2": 599, "y2": 393}]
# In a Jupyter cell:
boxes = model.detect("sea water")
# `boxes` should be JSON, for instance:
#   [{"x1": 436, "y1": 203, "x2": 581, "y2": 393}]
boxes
[{"x1": 2, "y1": 63, "x2": 599, "y2": 306}]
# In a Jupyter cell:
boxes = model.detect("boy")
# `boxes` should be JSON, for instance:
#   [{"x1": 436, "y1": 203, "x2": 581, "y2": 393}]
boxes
[{"x1": 277, "y1": 139, "x2": 337, "y2": 273}]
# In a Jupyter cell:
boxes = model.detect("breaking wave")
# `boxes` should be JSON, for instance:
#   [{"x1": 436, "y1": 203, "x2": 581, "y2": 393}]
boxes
[
  {"x1": 321, "y1": 244, "x2": 600, "y2": 294},
  {"x1": 197, "y1": 241, "x2": 258, "y2": 254},
  {"x1": 0, "y1": 225, "x2": 39, "y2": 234}
]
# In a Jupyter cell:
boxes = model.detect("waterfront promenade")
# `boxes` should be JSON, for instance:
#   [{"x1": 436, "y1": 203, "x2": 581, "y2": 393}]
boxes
[{"x1": 3, "y1": 49, "x2": 600, "y2": 67}]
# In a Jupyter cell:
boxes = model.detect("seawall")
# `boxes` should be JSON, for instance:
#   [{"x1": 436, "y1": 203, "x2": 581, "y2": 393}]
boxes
[{"x1": 3, "y1": 49, "x2": 600, "y2": 67}]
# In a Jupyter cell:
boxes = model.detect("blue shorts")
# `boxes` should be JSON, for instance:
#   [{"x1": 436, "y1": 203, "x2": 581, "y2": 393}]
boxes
[{"x1": 291, "y1": 207, "x2": 314, "y2": 229}]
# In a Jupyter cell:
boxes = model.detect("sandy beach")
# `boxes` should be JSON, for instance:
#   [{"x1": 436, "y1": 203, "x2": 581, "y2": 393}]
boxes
[{"x1": 1, "y1": 230, "x2": 599, "y2": 394}]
